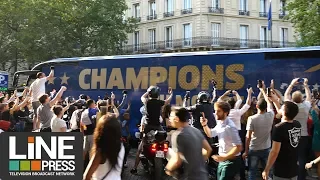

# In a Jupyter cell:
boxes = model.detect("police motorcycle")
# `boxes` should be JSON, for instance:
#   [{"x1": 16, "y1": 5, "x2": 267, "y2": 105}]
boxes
[{"x1": 135, "y1": 87, "x2": 170, "y2": 180}]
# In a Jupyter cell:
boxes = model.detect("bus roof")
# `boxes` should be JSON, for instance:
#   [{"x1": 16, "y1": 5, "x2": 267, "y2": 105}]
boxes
[{"x1": 35, "y1": 46, "x2": 320, "y2": 68}]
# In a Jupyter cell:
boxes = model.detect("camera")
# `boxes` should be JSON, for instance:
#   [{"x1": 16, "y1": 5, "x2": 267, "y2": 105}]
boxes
[
  {"x1": 211, "y1": 79, "x2": 217, "y2": 88},
  {"x1": 298, "y1": 78, "x2": 304, "y2": 83},
  {"x1": 266, "y1": 87, "x2": 272, "y2": 97},
  {"x1": 50, "y1": 66, "x2": 55, "y2": 70},
  {"x1": 257, "y1": 80, "x2": 263, "y2": 88},
  {"x1": 185, "y1": 91, "x2": 190, "y2": 99},
  {"x1": 229, "y1": 90, "x2": 234, "y2": 97},
  {"x1": 313, "y1": 89, "x2": 319, "y2": 99}
]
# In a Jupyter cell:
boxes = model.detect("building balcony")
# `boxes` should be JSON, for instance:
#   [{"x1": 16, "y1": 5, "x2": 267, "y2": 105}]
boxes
[
  {"x1": 239, "y1": 10, "x2": 250, "y2": 16},
  {"x1": 259, "y1": 12, "x2": 267, "y2": 17},
  {"x1": 181, "y1": 8, "x2": 192, "y2": 15},
  {"x1": 147, "y1": 14, "x2": 157, "y2": 20},
  {"x1": 133, "y1": 17, "x2": 141, "y2": 22},
  {"x1": 163, "y1": 11, "x2": 174, "y2": 18},
  {"x1": 279, "y1": 11, "x2": 286, "y2": 19},
  {"x1": 121, "y1": 37, "x2": 296, "y2": 54},
  {"x1": 208, "y1": 7, "x2": 224, "y2": 14}
]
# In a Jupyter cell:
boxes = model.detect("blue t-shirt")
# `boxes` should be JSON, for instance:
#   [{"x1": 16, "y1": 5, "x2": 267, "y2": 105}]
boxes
[
  {"x1": 88, "y1": 108, "x2": 98, "y2": 122},
  {"x1": 121, "y1": 120, "x2": 129, "y2": 137}
]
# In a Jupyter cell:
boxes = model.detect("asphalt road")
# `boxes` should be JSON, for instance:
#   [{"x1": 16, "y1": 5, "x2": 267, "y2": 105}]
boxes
[{"x1": 121, "y1": 149, "x2": 318, "y2": 180}]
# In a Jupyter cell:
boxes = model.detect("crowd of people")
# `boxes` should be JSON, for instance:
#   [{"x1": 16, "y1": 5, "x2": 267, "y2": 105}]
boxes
[{"x1": 0, "y1": 68, "x2": 319, "y2": 180}]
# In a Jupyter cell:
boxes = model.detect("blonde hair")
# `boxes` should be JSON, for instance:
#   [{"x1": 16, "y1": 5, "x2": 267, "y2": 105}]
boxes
[{"x1": 292, "y1": 91, "x2": 303, "y2": 103}]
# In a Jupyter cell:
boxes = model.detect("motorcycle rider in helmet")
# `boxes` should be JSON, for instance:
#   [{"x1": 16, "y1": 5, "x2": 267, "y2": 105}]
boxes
[
  {"x1": 183, "y1": 89, "x2": 217, "y2": 148},
  {"x1": 131, "y1": 85, "x2": 173, "y2": 174},
  {"x1": 183, "y1": 91, "x2": 216, "y2": 130}
]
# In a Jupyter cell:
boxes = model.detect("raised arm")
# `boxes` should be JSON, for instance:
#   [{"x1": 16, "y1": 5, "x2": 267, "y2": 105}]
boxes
[
  {"x1": 303, "y1": 78, "x2": 312, "y2": 102},
  {"x1": 117, "y1": 94, "x2": 128, "y2": 110},
  {"x1": 217, "y1": 90, "x2": 231, "y2": 102},
  {"x1": 141, "y1": 91, "x2": 149, "y2": 105},
  {"x1": 164, "y1": 88, "x2": 173, "y2": 105},
  {"x1": 210, "y1": 88, "x2": 217, "y2": 104},
  {"x1": 45, "y1": 69, "x2": 54, "y2": 81},
  {"x1": 284, "y1": 78, "x2": 299, "y2": 101},
  {"x1": 49, "y1": 86, "x2": 67, "y2": 107}
]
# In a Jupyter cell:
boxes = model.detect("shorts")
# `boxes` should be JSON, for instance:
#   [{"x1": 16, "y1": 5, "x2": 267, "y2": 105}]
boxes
[
  {"x1": 273, "y1": 176, "x2": 297, "y2": 180},
  {"x1": 83, "y1": 135, "x2": 93, "y2": 153},
  {"x1": 32, "y1": 101, "x2": 41, "y2": 118}
]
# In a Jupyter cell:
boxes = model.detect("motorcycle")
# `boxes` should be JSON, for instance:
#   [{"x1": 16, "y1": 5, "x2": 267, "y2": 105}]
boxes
[{"x1": 136, "y1": 130, "x2": 169, "y2": 180}]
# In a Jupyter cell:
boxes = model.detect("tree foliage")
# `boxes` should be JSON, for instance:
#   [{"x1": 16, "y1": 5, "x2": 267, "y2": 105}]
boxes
[
  {"x1": 0, "y1": 0, "x2": 137, "y2": 69},
  {"x1": 286, "y1": 0, "x2": 320, "y2": 46}
]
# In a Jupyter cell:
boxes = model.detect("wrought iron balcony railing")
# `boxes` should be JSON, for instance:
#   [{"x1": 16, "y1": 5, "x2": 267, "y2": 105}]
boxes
[
  {"x1": 259, "y1": 12, "x2": 267, "y2": 17},
  {"x1": 147, "y1": 14, "x2": 157, "y2": 20},
  {"x1": 181, "y1": 8, "x2": 192, "y2": 15},
  {"x1": 239, "y1": 10, "x2": 250, "y2": 16},
  {"x1": 123, "y1": 36, "x2": 296, "y2": 54},
  {"x1": 208, "y1": 7, "x2": 224, "y2": 14},
  {"x1": 133, "y1": 17, "x2": 141, "y2": 22},
  {"x1": 163, "y1": 11, "x2": 174, "y2": 18},
  {"x1": 279, "y1": 11, "x2": 286, "y2": 19}
]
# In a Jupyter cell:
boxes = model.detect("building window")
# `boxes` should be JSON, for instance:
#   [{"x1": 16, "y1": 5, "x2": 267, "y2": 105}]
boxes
[
  {"x1": 280, "y1": 28, "x2": 288, "y2": 47},
  {"x1": 212, "y1": 0, "x2": 220, "y2": 8},
  {"x1": 239, "y1": 0, "x2": 249, "y2": 15},
  {"x1": 149, "y1": 29, "x2": 156, "y2": 50},
  {"x1": 133, "y1": 31, "x2": 140, "y2": 51},
  {"x1": 133, "y1": 4, "x2": 140, "y2": 18},
  {"x1": 165, "y1": 26, "x2": 173, "y2": 48},
  {"x1": 279, "y1": 0, "x2": 286, "y2": 18},
  {"x1": 166, "y1": 0, "x2": 173, "y2": 12},
  {"x1": 239, "y1": 0, "x2": 248, "y2": 11},
  {"x1": 240, "y1": 25, "x2": 249, "y2": 48},
  {"x1": 260, "y1": 26, "x2": 268, "y2": 48},
  {"x1": 183, "y1": 23, "x2": 192, "y2": 47},
  {"x1": 211, "y1": 23, "x2": 221, "y2": 46},
  {"x1": 184, "y1": 0, "x2": 191, "y2": 9},
  {"x1": 259, "y1": 0, "x2": 267, "y2": 17},
  {"x1": 148, "y1": 1, "x2": 157, "y2": 20},
  {"x1": 164, "y1": 0, "x2": 174, "y2": 17}
]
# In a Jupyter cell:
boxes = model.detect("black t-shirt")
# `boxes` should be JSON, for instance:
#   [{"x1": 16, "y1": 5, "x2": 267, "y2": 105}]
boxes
[
  {"x1": 146, "y1": 99, "x2": 165, "y2": 126},
  {"x1": 189, "y1": 103, "x2": 216, "y2": 130},
  {"x1": 0, "y1": 110, "x2": 11, "y2": 121},
  {"x1": 272, "y1": 120, "x2": 301, "y2": 178}
]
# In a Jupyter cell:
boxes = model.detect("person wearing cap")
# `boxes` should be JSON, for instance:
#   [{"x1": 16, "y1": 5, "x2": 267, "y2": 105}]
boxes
[{"x1": 29, "y1": 69, "x2": 54, "y2": 130}]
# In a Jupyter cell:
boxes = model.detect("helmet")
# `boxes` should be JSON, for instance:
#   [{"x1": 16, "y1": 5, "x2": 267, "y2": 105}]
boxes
[
  {"x1": 197, "y1": 91, "x2": 210, "y2": 103},
  {"x1": 147, "y1": 86, "x2": 160, "y2": 98}
]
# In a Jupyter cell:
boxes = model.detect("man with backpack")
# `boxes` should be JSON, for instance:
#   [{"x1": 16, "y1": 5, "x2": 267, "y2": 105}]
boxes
[
  {"x1": 69, "y1": 100, "x2": 86, "y2": 132},
  {"x1": 81, "y1": 99, "x2": 98, "y2": 160}
]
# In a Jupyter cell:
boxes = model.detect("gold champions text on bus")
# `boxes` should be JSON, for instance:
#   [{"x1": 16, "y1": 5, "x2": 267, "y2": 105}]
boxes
[{"x1": 78, "y1": 64, "x2": 245, "y2": 92}]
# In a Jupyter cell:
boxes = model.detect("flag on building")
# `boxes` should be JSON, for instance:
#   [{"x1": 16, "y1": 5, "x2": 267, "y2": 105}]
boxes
[{"x1": 268, "y1": 0, "x2": 272, "y2": 30}]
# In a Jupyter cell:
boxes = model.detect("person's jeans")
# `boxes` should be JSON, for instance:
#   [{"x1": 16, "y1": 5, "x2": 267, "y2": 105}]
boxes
[
  {"x1": 298, "y1": 136, "x2": 310, "y2": 180},
  {"x1": 248, "y1": 148, "x2": 271, "y2": 180}
]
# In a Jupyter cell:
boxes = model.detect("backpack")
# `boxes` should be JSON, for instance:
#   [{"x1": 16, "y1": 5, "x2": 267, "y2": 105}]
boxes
[{"x1": 76, "y1": 109, "x2": 86, "y2": 129}]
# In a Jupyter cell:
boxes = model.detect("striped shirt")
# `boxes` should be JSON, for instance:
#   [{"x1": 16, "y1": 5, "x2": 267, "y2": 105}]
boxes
[{"x1": 30, "y1": 77, "x2": 47, "y2": 102}]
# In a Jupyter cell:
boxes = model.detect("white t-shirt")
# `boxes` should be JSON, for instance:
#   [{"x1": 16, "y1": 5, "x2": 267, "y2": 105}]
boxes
[
  {"x1": 70, "y1": 109, "x2": 81, "y2": 130},
  {"x1": 30, "y1": 77, "x2": 47, "y2": 102},
  {"x1": 92, "y1": 144, "x2": 125, "y2": 180},
  {"x1": 50, "y1": 116, "x2": 67, "y2": 132},
  {"x1": 294, "y1": 101, "x2": 311, "y2": 136},
  {"x1": 228, "y1": 104, "x2": 251, "y2": 130}
]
